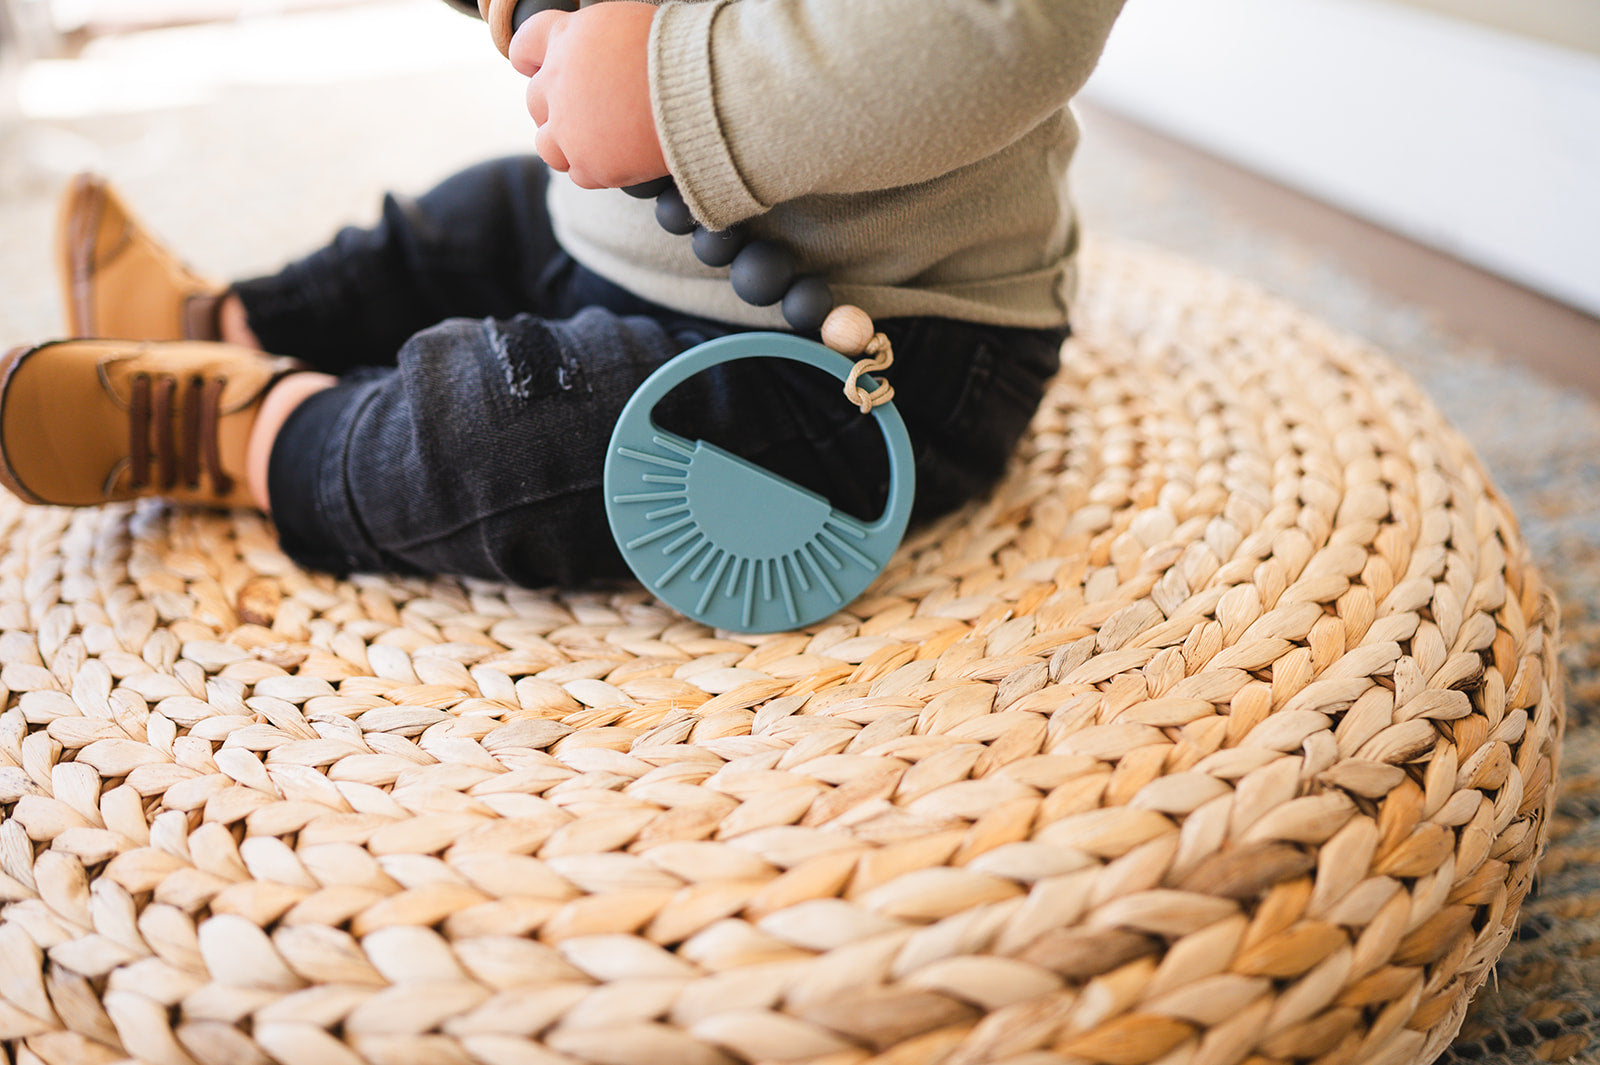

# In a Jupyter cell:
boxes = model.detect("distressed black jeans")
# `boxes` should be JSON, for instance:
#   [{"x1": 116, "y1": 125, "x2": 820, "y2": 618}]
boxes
[{"x1": 234, "y1": 157, "x2": 1066, "y2": 588}]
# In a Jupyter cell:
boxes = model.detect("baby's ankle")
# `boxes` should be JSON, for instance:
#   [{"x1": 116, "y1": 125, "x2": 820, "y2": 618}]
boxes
[
  {"x1": 219, "y1": 294, "x2": 263, "y2": 350},
  {"x1": 245, "y1": 371, "x2": 339, "y2": 512}
]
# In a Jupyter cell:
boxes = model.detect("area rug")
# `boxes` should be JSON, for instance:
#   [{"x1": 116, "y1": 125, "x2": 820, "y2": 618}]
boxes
[{"x1": 0, "y1": 240, "x2": 1568, "y2": 1065}]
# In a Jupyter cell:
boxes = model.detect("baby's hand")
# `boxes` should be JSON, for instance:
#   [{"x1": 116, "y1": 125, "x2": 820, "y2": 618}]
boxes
[{"x1": 510, "y1": 2, "x2": 668, "y2": 190}]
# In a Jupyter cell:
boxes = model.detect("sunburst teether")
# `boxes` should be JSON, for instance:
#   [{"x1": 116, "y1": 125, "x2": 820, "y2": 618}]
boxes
[{"x1": 605, "y1": 333, "x2": 913, "y2": 633}]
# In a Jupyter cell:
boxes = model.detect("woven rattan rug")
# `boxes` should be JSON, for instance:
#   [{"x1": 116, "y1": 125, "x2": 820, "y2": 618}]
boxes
[{"x1": 0, "y1": 241, "x2": 1564, "y2": 1065}]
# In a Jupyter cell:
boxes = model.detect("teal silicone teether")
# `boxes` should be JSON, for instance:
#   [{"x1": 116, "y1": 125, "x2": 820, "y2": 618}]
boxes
[{"x1": 605, "y1": 333, "x2": 914, "y2": 633}]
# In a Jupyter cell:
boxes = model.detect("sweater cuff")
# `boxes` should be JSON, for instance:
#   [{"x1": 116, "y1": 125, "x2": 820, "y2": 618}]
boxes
[{"x1": 650, "y1": 0, "x2": 766, "y2": 230}]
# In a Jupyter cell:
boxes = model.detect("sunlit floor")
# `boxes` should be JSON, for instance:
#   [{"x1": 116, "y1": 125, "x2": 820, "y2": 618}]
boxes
[
  {"x1": 0, "y1": 0, "x2": 530, "y2": 335},
  {"x1": 1074, "y1": 105, "x2": 1600, "y2": 405}
]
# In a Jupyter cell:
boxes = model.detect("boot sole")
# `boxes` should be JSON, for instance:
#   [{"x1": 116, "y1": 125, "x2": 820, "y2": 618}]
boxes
[{"x1": 0, "y1": 344, "x2": 50, "y2": 506}]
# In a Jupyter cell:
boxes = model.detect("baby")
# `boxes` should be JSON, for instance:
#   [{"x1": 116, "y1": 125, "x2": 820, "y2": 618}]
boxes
[{"x1": 2, "y1": 0, "x2": 1125, "y2": 599}]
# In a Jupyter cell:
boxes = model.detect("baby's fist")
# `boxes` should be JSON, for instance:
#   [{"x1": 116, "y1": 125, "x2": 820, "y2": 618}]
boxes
[{"x1": 511, "y1": 2, "x2": 668, "y2": 190}]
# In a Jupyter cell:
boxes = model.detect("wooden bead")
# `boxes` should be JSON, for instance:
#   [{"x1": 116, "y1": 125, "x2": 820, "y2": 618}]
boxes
[{"x1": 820, "y1": 305, "x2": 875, "y2": 356}]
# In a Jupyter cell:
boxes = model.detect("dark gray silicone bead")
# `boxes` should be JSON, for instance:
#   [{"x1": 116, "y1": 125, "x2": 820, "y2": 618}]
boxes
[
  {"x1": 729, "y1": 241, "x2": 797, "y2": 307},
  {"x1": 654, "y1": 186, "x2": 697, "y2": 235},
  {"x1": 511, "y1": 0, "x2": 577, "y2": 33},
  {"x1": 692, "y1": 227, "x2": 746, "y2": 268},
  {"x1": 624, "y1": 177, "x2": 673, "y2": 199},
  {"x1": 782, "y1": 276, "x2": 834, "y2": 333}
]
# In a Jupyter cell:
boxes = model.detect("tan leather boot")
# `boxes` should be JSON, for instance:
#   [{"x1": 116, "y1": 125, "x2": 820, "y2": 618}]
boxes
[
  {"x1": 56, "y1": 174, "x2": 227, "y2": 341},
  {"x1": 0, "y1": 339, "x2": 305, "y2": 509}
]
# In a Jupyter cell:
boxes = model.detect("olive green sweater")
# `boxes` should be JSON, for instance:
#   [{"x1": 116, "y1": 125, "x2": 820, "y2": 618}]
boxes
[{"x1": 549, "y1": 0, "x2": 1126, "y2": 329}]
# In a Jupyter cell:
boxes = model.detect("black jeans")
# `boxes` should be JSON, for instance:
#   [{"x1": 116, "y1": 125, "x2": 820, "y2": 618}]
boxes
[{"x1": 238, "y1": 157, "x2": 1065, "y2": 588}]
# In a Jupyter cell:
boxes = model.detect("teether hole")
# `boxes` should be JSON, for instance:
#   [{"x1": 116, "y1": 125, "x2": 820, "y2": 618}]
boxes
[{"x1": 648, "y1": 356, "x2": 892, "y2": 523}]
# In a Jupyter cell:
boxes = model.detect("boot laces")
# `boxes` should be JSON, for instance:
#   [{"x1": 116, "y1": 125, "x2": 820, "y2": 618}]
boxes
[{"x1": 127, "y1": 372, "x2": 233, "y2": 496}]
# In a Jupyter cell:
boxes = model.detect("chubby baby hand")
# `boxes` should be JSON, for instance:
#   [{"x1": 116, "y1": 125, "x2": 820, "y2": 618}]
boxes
[{"x1": 510, "y1": 1, "x2": 669, "y2": 191}]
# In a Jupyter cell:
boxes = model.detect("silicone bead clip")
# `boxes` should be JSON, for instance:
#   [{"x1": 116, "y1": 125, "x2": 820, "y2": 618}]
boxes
[
  {"x1": 692, "y1": 227, "x2": 746, "y2": 268},
  {"x1": 729, "y1": 240, "x2": 797, "y2": 307},
  {"x1": 510, "y1": 0, "x2": 575, "y2": 33},
  {"x1": 624, "y1": 177, "x2": 673, "y2": 199},
  {"x1": 654, "y1": 186, "x2": 697, "y2": 235},
  {"x1": 640, "y1": 181, "x2": 835, "y2": 332},
  {"x1": 782, "y1": 276, "x2": 835, "y2": 333}
]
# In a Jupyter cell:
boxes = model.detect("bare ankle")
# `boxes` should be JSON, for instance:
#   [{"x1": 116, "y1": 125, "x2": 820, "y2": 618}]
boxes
[
  {"x1": 219, "y1": 294, "x2": 263, "y2": 350},
  {"x1": 246, "y1": 371, "x2": 338, "y2": 512}
]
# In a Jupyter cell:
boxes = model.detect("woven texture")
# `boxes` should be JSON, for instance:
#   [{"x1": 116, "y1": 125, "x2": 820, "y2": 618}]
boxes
[{"x1": 0, "y1": 241, "x2": 1564, "y2": 1065}]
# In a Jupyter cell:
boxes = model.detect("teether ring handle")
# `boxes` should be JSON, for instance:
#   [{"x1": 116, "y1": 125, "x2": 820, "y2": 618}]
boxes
[{"x1": 624, "y1": 334, "x2": 913, "y2": 534}]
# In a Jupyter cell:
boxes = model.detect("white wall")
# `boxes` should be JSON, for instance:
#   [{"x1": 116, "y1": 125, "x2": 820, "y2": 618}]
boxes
[
  {"x1": 1379, "y1": 0, "x2": 1600, "y2": 58},
  {"x1": 1082, "y1": 0, "x2": 1600, "y2": 319}
]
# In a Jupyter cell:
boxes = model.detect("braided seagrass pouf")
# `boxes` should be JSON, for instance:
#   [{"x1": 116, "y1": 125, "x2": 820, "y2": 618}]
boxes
[{"x1": 0, "y1": 240, "x2": 1562, "y2": 1065}]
